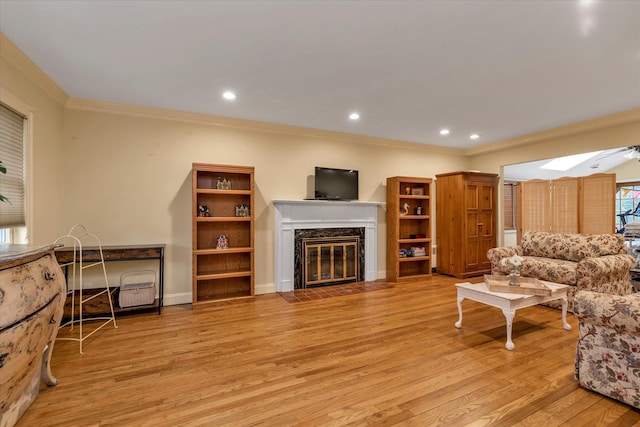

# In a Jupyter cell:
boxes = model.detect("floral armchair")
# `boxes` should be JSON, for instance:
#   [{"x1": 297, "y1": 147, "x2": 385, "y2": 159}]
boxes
[
  {"x1": 574, "y1": 290, "x2": 640, "y2": 409},
  {"x1": 487, "y1": 231, "x2": 636, "y2": 312}
]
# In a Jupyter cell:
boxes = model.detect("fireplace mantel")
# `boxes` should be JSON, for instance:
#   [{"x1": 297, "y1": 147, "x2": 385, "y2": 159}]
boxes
[{"x1": 273, "y1": 199, "x2": 385, "y2": 292}]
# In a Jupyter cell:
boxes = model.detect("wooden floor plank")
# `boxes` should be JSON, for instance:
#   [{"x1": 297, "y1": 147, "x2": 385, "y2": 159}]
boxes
[{"x1": 16, "y1": 275, "x2": 639, "y2": 426}]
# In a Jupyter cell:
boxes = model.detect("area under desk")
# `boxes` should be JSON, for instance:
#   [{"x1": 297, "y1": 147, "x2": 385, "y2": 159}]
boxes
[{"x1": 55, "y1": 244, "x2": 165, "y2": 315}]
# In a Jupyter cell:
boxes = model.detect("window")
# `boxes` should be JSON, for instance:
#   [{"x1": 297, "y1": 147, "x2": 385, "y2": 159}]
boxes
[
  {"x1": 616, "y1": 182, "x2": 640, "y2": 233},
  {"x1": 0, "y1": 102, "x2": 27, "y2": 243},
  {"x1": 503, "y1": 181, "x2": 517, "y2": 230}
]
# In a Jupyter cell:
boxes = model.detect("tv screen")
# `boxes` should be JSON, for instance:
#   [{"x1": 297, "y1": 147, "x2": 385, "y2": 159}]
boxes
[{"x1": 314, "y1": 167, "x2": 359, "y2": 201}]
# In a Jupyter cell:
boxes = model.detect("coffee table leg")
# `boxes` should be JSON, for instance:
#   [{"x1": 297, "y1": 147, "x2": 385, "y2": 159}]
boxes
[
  {"x1": 561, "y1": 296, "x2": 572, "y2": 331},
  {"x1": 501, "y1": 308, "x2": 516, "y2": 350},
  {"x1": 455, "y1": 296, "x2": 464, "y2": 328}
]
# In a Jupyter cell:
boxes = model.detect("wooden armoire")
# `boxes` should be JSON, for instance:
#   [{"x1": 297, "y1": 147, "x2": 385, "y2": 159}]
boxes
[{"x1": 435, "y1": 171, "x2": 498, "y2": 279}]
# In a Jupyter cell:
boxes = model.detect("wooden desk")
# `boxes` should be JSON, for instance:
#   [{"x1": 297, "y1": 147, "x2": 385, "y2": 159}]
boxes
[{"x1": 55, "y1": 244, "x2": 165, "y2": 314}]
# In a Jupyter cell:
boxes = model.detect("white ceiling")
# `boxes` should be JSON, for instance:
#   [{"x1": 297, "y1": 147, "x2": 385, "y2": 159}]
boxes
[{"x1": 0, "y1": 0, "x2": 639, "y2": 151}]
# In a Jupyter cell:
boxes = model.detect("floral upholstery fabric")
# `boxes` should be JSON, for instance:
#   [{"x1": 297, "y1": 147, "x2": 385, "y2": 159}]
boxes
[
  {"x1": 519, "y1": 231, "x2": 627, "y2": 262},
  {"x1": 487, "y1": 231, "x2": 636, "y2": 312},
  {"x1": 519, "y1": 256, "x2": 577, "y2": 284},
  {"x1": 574, "y1": 290, "x2": 640, "y2": 409}
]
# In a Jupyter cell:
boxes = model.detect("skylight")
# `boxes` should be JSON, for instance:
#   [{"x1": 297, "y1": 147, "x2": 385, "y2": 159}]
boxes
[{"x1": 540, "y1": 150, "x2": 603, "y2": 171}]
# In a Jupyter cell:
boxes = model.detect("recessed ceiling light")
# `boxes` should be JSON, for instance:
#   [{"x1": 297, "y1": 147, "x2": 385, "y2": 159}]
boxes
[
  {"x1": 349, "y1": 112, "x2": 360, "y2": 120},
  {"x1": 470, "y1": 134, "x2": 480, "y2": 140},
  {"x1": 222, "y1": 91, "x2": 236, "y2": 100},
  {"x1": 439, "y1": 129, "x2": 450, "y2": 135}
]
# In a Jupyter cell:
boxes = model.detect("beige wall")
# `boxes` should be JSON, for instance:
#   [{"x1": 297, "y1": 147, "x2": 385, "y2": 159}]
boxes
[
  {"x1": 611, "y1": 159, "x2": 640, "y2": 182},
  {"x1": 61, "y1": 107, "x2": 468, "y2": 302},
  {"x1": 0, "y1": 38, "x2": 66, "y2": 243},
  {"x1": 3, "y1": 32, "x2": 638, "y2": 303}
]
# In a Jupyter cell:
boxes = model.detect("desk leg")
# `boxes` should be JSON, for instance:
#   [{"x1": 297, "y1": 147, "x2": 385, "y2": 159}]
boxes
[
  {"x1": 455, "y1": 295, "x2": 464, "y2": 328},
  {"x1": 501, "y1": 308, "x2": 516, "y2": 350},
  {"x1": 561, "y1": 296, "x2": 571, "y2": 331},
  {"x1": 158, "y1": 251, "x2": 164, "y2": 315}
]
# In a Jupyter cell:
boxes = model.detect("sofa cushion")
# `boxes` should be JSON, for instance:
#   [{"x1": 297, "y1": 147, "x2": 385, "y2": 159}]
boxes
[
  {"x1": 519, "y1": 256, "x2": 578, "y2": 285},
  {"x1": 574, "y1": 291, "x2": 640, "y2": 409},
  {"x1": 520, "y1": 231, "x2": 626, "y2": 262}
]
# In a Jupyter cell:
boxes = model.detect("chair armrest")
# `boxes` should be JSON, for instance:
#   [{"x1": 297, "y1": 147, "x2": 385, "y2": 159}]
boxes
[
  {"x1": 486, "y1": 247, "x2": 519, "y2": 274},
  {"x1": 574, "y1": 290, "x2": 640, "y2": 333},
  {"x1": 576, "y1": 254, "x2": 636, "y2": 295}
]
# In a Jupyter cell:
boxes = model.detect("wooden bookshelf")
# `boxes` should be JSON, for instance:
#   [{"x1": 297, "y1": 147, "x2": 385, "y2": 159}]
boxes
[
  {"x1": 386, "y1": 176, "x2": 432, "y2": 281},
  {"x1": 192, "y1": 163, "x2": 254, "y2": 305}
]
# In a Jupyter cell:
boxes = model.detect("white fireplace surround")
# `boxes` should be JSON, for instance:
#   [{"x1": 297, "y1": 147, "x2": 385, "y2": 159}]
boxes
[{"x1": 274, "y1": 199, "x2": 385, "y2": 292}]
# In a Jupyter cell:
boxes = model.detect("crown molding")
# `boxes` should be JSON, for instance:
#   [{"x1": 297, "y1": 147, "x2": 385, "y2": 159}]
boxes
[
  {"x1": 464, "y1": 107, "x2": 640, "y2": 157},
  {"x1": 1, "y1": 87, "x2": 33, "y2": 115},
  {"x1": 65, "y1": 97, "x2": 463, "y2": 155},
  {"x1": 0, "y1": 32, "x2": 68, "y2": 106}
]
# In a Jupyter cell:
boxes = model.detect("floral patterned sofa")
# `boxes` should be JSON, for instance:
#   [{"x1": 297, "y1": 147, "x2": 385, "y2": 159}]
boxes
[
  {"x1": 487, "y1": 231, "x2": 636, "y2": 312},
  {"x1": 574, "y1": 290, "x2": 640, "y2": 409}
]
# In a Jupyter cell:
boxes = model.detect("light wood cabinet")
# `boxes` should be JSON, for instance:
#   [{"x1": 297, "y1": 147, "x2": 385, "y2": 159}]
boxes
[
  {"x1": 436, "y1": 171, "x2": 498, "y2": 279},
  {"x1": 192, "y1": 163, "x2": 254, "y2": 305},
  {"x1": 386, "y1": 176, "x2": 432, "y2": 282},
  {"x1": 516, "y1": 173, "x2": 616, "y2": 241}
]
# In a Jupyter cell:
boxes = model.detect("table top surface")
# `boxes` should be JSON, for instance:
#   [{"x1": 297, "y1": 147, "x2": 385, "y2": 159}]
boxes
[
  {"x1": 456, "y1": 280, "x2": 569, "y2": 300},
  {"x1": 0, "y1": 243, "x2": 56, "y2": 263},
  {"x1": 55, "y1": 244, "x2": 165, "y2": 252}
]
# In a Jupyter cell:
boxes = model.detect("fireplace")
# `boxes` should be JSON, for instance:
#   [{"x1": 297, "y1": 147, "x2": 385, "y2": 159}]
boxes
[
  {"x1": 294, "y1": 228, "x2": 365, "y2": 289},
  {"x1": 273, "y1": 199, "x2": 384, "y2": 292}
]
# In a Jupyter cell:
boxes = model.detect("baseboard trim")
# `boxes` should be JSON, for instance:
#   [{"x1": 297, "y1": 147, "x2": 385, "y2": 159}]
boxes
[
  {"x1": 256, "y1": 283, "x2": 275, "y2": 295},
  {"x1": 163, "y1": 292, "x2": 192, "y2": 306}
]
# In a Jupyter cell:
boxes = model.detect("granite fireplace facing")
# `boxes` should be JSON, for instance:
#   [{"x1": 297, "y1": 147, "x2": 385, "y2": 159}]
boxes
[
  {"x1": 273, "y1": 199, "x2": 384, "y2": 293},
  {"x1": 295, "y1": 228, "x2": 365, "y2": 289}
]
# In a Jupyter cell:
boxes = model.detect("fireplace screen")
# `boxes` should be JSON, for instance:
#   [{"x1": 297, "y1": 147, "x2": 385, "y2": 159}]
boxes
[{"x1": 303, "y1": 237, "x2": 359, "y2": 288}]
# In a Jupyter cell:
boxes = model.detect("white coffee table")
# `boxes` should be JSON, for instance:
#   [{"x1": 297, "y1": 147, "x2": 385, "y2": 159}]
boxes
[{"x1": 454, "y1": 281, "x2": 572, "y2": 350}]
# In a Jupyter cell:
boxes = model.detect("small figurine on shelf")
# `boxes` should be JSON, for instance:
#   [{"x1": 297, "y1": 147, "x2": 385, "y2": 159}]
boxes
[
  {"x1": 235, "y1": 204, "x2": 250, "y2": 217},
  {"x1": 216, "y1": 234, "x2": 229, "y2": 250},
  {"x1": 405, "y1": 186, "x2": 411, "y2": 195},
  {"x1": 400, "y1": 202, "x2": 410, "y2": 216},
  {"x1": 198, "y1": 205, "x2": 211, "y2": 217},
  {"x1": 415, "y1": 206, "x2": 422, "y2": 215},
  {"x1": 216, "y1": 177, "x2": 232, "y2": 190}
]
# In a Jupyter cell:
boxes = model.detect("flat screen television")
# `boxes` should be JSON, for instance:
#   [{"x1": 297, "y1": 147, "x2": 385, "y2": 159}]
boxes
[{"x1": 314, "y1": 167, "x2": 359, "y2": 201}]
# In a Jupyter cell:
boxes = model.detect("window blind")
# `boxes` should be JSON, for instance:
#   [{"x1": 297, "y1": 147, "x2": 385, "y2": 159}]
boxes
[
  {"x1": 503, "y1": 182, "x2": 516, "y2": 230},
  {"x1": 0, "y1": 103, "x2": 26, "y2": 228}
]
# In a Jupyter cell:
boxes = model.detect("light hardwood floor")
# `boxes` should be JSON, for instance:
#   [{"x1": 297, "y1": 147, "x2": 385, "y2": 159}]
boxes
[{"x1": 20, "y1": 275, "x2": 639, "y2": 426}]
